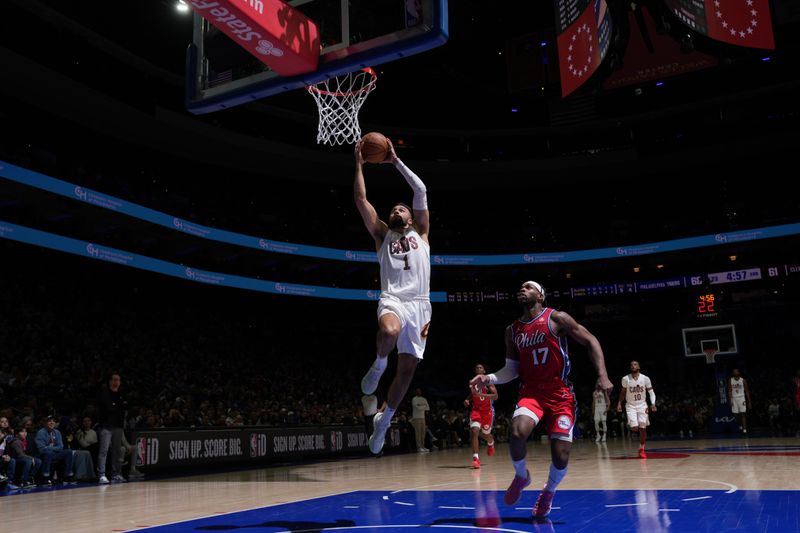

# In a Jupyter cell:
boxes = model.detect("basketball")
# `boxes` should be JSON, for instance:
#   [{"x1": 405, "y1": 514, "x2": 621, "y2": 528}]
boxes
[{"x1": 360, "y1": 132, "x2": 390, "y2": 163}]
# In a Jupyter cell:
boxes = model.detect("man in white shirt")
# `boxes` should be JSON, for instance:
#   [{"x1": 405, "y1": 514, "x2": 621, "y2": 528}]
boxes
[
  {"x1": 616, "y1": 360, "x2": 656, "y2": 459},
  {"x1": 411, "y1": 389, "x2": 430, "y2": 452},
  {"x1": 353, "y1": 139, "x2": 431, "y2": 455},
  {"x1": 727, "y1": 368, "x2": 751, "y2": 435},
  {"x1": 592, "y1": 386, "x2": 609, "y2": 442}
]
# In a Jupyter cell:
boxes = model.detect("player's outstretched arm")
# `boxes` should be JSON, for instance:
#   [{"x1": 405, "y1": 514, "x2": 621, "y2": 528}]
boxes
[
  {"x1": 470, "y1": 327, "x2": 519, "y2": 388},
  {"x1": 552, "y1": 311, "x2": 613, "y2": 394},
  {"x1": 354, "y1": 141, "x2": 388, "y2": 248},
  {"x1": 388, "y1": 140, "x2": 429, "y2": 242}
]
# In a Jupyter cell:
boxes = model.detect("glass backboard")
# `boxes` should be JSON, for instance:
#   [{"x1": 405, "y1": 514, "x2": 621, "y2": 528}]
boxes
[
  {"x1": 682, "y1": 324, "x2": 738, "y2": 357},
  {"x1": 186, "y1": 0, "x2": 448, "y2": 114}
]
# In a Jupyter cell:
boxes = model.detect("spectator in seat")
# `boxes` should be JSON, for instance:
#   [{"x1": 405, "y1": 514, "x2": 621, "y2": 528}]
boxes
[
  {"x1": 7, "y1": 425, "x2": 41, "y2": 488},
  {"x1": 76, "y1": 416, "x2": 99, "y2": 463},
  {"x1": 35, "y1": 415, "x2": 74, "y2": 485}
]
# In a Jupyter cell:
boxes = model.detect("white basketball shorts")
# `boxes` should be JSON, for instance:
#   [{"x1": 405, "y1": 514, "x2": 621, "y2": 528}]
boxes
[
  {"x1": 731, "y1": 396, "x2": 746, "y2": 414},
  {"x1": 377, "y1": 295, "x2": 432, "y2": 359},
  {"x1": 626, "y1": 404, "x2": 649, "y2": 428}
]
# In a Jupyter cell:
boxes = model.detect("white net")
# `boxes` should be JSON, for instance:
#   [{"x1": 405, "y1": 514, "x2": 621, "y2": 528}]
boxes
[
  {"x1": 703, "y1": 349, "x2": 717, "y2": 365},
  {"x1": 306, "y1": 68, "x2": 377, "y2": 146}
]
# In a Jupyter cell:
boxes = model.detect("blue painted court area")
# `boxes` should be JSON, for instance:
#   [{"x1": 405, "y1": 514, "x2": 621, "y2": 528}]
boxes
[{"x1": 140, "y1": 489, "x2": 799, "y2": 532}]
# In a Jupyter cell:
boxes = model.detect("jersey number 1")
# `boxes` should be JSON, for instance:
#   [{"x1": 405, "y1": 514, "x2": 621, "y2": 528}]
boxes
[
  {"x1": 402, "y1": 256, "x2": 410, "y2": 271},
  {"x1": 532, "y1": 347, "x2": 549, "y2": 365}
]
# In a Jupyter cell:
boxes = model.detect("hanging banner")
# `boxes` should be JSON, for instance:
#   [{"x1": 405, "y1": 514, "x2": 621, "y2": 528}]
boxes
[
  {"x1": 664, "y1": 0, "x2": 775, "y2": 49},
  {"x1": 554, "y1": 0, "x2": 613, "y2": 97}
]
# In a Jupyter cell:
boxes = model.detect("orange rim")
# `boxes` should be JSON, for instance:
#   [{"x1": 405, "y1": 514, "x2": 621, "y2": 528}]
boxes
[{"x1": 307, "y1": 67, "x2": 377, "y2": 97}]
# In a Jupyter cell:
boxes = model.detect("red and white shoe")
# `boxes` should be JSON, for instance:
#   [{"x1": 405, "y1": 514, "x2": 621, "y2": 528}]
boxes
[
  {"x1": 487, "y1": 444, "x2": 495, "y2": 457},
  {"x1": 638, "y1": 447, "x2": 647, "y2": 459},
  {"x1": 503, "y1": 470, "x2": 531, "y2": 505},
  {"x1": 471, "y1": 457, "x2": 481, "y2": 469},
  {"x1": 532, "y1": 489, "x2": 555, "y2": 518}
]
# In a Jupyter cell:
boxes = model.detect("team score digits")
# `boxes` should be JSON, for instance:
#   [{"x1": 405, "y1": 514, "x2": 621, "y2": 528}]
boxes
[{"x1": 531, "y1": 347, "x2": 549, "y2": 365}]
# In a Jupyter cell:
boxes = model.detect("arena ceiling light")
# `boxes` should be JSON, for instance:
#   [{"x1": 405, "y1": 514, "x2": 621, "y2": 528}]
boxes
[{"x1": 176, "y1": 0, "x2": 190, "y2": 13}]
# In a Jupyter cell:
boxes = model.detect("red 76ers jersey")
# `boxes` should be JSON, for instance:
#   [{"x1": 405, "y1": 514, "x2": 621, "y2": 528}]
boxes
[
  {"x1": 470, "y1": 388, "x2": 494, "y2": 412},
  {"x1": 511, "y1": 308, "x2": 571, "y2": 393}
]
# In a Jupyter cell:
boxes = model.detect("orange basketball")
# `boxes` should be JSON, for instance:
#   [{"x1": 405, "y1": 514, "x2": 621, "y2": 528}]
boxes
[{"x1": 360, "y1": 132, "x2": 390, "y2": 164}]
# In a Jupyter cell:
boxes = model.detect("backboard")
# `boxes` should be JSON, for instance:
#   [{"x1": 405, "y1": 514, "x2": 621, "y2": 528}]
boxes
[
  {"x1": 682, "y1": 324, "x2": 738, "y2": 358},
  {"x1": 186, "y1": 0, "x2": 448, "y2": 114}
]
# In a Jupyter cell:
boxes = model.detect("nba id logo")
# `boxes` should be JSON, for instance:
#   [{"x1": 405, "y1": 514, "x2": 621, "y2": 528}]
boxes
[
  {"x1": 250, "y1": 433, "x2": 267, "y2": 458},
  {"x1": 330, "y1": 431, "x2": 344, "y2": 452},
  {"x1": 136, "y1": 437, "x2": 159, "y2": 466}
]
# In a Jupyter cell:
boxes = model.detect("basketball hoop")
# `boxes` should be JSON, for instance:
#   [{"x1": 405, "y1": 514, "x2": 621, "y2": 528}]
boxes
[
  {"x1": 703, "y1": 348, "x2": 718, "y2": 365},
  {"x1": 306, "y1": 68, "x2": 377, "y2": 146}
]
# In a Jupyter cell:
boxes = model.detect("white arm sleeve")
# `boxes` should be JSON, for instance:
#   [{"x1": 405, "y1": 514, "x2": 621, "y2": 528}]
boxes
[
  {"x1": 394, "y1": 159, "x2": 427, "y2": 210},
  {"x1": 647, "y1": 378, "x2": 655, "y2": 404},
  {"x1": 487, "y1": 359, "x2": 520, "y2": 385}
]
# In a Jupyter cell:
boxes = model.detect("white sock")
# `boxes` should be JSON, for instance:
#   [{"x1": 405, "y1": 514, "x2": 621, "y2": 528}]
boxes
[
  {"x1": 512, "y1": 459, "x2": 527, "y2": 478},
  {"x1": 473, "y1": 453, "x2": 479, "y2": 459},
  {"x1": 543, "y1": 463, "x2": 567, "y2": 493},
  {"x1": 372, "y1": 356, "x2": 387, "y2": 371}
]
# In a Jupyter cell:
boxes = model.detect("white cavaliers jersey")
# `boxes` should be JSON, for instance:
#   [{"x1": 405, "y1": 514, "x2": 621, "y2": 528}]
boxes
[
  {"x1": 622, "y1": 373, "x2": 652, "y2": 409},
  {"x1": 378, "y1": 228, "x2": 430, "y2": 300},
  {"x1": 593, "y1": 390, "x2": 607, "y2": 410},
  {"x1": 730, "y1": 377, "x2": 745, "y2": 398}
]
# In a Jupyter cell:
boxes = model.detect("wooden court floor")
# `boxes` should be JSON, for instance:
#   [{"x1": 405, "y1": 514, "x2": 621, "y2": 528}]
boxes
[{"x1": 2, "y1": 437, "x2": 799, "y2": 532}]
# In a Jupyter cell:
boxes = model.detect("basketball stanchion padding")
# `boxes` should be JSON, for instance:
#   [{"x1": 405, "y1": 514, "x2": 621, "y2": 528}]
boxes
[{"x1": 183, "y1": 0, "x2": 320, "y2": 76}]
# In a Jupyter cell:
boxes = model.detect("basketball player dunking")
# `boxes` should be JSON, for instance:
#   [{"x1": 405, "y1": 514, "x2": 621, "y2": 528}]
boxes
[
  {"x1": 616, "y1": 360, "x2": 656, "y2": 459},
  {"x1": 470, "y1": 281, "x2": 613, "y2": 519},
  {"x1": 464, "y1": 363, "x2": 497, "y2": 469},
  {"x1": 354, "y1": 139, "x2": 432, "y2": 455}
]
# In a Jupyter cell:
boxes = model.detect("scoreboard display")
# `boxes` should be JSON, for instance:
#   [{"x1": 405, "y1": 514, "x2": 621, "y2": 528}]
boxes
[{"x1": 696, "y1": 293, "x2": 718, "y2": 317}]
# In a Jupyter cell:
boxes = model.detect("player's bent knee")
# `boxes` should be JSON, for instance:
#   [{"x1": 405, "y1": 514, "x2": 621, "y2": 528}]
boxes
[{"x1": 380, "y1": 323, "x2": 401, "y2": 339}]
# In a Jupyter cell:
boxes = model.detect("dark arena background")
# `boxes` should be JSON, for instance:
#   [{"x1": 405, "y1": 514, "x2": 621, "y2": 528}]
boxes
[{"x1": 1, "y1": 1, "x2": 800, "y2": 531}]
